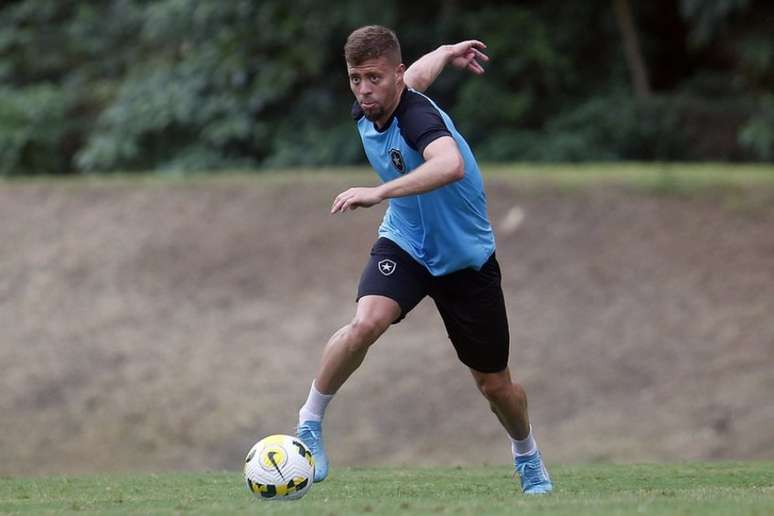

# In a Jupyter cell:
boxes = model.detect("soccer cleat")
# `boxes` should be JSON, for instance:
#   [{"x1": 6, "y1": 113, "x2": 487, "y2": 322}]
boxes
[
  {"x1": 514, "y1": 450, "x2": 553, "y2": 494},
  {"x1": 296, "y1": 420, "x2": 328, "y2": 482}
]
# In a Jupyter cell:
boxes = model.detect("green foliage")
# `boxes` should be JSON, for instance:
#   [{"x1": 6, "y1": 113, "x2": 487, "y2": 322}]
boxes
[
  {"x1": 0, "y1": 85, "x2": 71, "y2": 175},
  {"x1": 475, "y1": 96, "x2": 686, "y2": 162},
  {"x1": 0, "y1": 0, "x2": 772, "y2": 174},
  {"x1": 76, "y1": 0, "x2": 386, "y2": 172},
  {"x1": 679, "y1": 0, "x2": 751, "y2": 47},
  {"x1": 739, "y1": 96, "x2": 774, "y2": 160}
]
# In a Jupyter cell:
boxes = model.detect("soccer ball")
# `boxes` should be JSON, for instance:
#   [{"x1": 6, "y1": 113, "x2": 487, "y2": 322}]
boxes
[{"x1": 243, "y1": 434, "x2": 315, "y2": 501}]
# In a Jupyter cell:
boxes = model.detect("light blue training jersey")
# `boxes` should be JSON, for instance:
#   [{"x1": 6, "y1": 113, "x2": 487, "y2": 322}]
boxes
[{"x1": 352, "y1": 87, "x2": 495, "y2": 276}]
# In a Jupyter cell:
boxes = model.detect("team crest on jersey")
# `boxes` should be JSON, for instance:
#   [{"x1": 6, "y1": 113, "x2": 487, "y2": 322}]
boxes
[
  {"x1": 378, "y1": 259, "x2": 397, "y2": 276},
  {"x1": 389, "y1": 148, "x2": 405, "y2": 173}
]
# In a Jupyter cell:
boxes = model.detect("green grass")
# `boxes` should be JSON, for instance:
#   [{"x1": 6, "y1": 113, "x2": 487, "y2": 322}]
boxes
[
  {"x1": 3, "y1": 163, "x2": 774, "y2": 192},
  {"x1": 1, "y1": 463, "x2": 772, "y2": 515}
]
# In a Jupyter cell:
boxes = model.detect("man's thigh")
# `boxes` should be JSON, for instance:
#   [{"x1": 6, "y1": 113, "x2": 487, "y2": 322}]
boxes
[
  {"x1": 357, "y1": 238, "x2": 430, "y2": 323},
  {"x1": 430, "y1": 253, "x2": 510, "y2": 373}
]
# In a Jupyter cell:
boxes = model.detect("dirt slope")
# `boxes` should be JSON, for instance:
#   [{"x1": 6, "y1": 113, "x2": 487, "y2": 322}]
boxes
[{"x1": 0, "y1": 174, "x2": 772, "y2": 475}]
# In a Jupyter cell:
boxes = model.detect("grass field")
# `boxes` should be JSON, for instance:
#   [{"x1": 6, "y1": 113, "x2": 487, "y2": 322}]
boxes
[
  {"x1": 1, "y1": 164, "x2": 772, "y2": 513},
  {"x1": 5, "y1": 162, "x2": 774, "y2": 189},
  {"x1": 1, "y1": 463, "x2": 772, "y2": 515}
]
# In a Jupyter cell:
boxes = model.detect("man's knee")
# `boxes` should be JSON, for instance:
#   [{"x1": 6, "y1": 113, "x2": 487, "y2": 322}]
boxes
[
  {"x1": 476, "y1": 373, "x2": 525, "y2": 405},
  {"x1": 345, "y1": 314, "x2": 392, "y2": 351},
  {"x1": 478, "y1": 378, "x2": 511, "y2": 403}
]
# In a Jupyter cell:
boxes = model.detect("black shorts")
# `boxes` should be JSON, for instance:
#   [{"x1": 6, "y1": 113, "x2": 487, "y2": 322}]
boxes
[{"x1": 357, "y1": 238, "x2": 509, "y2": 373}]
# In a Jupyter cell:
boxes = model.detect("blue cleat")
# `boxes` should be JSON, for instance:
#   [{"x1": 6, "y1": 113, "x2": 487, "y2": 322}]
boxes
[
  {"x1": 514, "y1": 450, "x2": 553, "y2": 494},
  {"x1": 297, "y1": 420, "x2": 328, "y2": 482}
]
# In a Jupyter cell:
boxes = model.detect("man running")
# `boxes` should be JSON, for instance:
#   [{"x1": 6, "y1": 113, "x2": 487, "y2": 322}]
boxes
[{"x1": 296, "y1": 25, "x2": 552, "y2": 495}]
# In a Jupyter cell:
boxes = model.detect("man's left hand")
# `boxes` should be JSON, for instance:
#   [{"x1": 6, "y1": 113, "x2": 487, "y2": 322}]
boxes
[
  {"x1": 331, "y1": 186, "x2": 384, "y2": 213},
  {"x1": 447, "y1": 40, "x2": 489, "y2": 75}
]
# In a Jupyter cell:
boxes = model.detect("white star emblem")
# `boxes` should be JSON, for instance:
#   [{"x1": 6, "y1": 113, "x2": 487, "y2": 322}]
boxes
[{"x1": 377, "y1": 259, "x2": 397, "y2": 276}]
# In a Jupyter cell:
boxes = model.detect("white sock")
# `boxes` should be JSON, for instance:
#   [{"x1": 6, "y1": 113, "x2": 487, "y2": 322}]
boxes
[
  {"x1": 298, "y1": 380, "x2": 334, "y2": 424},
  {"x1": 510, "y1": 425, "x2": 538, "y2": 458}
]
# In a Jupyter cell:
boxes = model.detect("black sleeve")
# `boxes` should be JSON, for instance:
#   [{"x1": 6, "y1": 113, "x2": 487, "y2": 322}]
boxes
[{"x1": 397, "y1": 93, "x2": 452, "y2": 155}]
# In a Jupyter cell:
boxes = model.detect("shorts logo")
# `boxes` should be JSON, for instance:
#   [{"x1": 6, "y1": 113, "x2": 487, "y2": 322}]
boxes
[
  {"x1": 378, "y1": 259, "x2": 397, "y2": 276},
  {"x1": 389, "y1": 148, "x2": 405, "y2": 173}
]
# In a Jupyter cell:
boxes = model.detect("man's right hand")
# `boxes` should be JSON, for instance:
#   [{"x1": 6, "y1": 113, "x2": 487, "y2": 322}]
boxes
[{"x1": 330, "y1": 186, "x2": 385, "y2": 214}]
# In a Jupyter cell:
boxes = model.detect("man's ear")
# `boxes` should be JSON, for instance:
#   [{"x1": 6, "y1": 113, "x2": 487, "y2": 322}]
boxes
[{"x1": 395, "y1": 63, "x2": 406, "y2": 81}]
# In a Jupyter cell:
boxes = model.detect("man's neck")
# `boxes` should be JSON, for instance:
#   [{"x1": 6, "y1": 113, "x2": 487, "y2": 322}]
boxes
[{"x1": 375, "y1": 86, "x2": 406, "y2": 130}]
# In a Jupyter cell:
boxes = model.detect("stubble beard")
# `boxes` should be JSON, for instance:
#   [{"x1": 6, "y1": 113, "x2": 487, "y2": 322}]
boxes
[{"x1": 362, "y1": 104, "x2": 384, "y2": 122}]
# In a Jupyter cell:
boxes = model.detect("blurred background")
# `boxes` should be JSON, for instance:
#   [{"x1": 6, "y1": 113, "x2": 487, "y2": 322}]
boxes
[
  {"x1": 2, "y1": 0, "x2": 774, "y2": 174},
  {"x1": 0, "y1": 0, "x2": 772, "y2": 475}
]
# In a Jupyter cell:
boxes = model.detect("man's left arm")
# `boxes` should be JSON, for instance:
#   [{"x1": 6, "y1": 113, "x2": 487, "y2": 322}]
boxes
[
  {"x1": 330, "y1": 137, "x2": 463, "y2": 214},
  {"x1": 404, "y1": 40, "x2": 489, "y2": 92}
]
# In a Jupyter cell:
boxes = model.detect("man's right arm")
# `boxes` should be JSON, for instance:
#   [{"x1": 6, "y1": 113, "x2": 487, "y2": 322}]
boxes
[
  {"x1": 404, "y1": 40, "x2": 489, "y2": 92},
  {"x1": 330, "y1": 136, "x2": 464, "y2": 214}
]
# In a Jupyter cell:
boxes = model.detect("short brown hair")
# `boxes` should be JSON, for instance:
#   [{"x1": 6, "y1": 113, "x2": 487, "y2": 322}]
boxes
[{"x1": 344, "y1": 25, "x2": 402, "y2": 66}]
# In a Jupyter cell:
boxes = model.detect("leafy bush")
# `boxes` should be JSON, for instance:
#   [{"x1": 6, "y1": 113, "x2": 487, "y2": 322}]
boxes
[
  {"x1": 0, "y1": 0, "x2": 772, "y2": 173},
  {"x1": 0, "y1": 85, "x2": 71, "y2": 175},
  {"x1": 474, "y1": 94, "x2": 759, "y2": 163},
  {"x1": 474, "y1": 96, "x2": 685, "y2": 162},
  {"x1": 739, "y1": 96, "x2": 774, "y2": 160}
]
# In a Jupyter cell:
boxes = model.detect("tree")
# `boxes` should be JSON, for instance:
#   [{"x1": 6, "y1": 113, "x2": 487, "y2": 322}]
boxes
[{"x1": 613, "y1": 0, "x2": 651, "y2": 99}]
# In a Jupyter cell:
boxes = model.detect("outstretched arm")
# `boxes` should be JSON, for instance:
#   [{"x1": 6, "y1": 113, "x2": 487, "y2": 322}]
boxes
[{"x1": 404, "y1": 40, "x2": 489, "y2": 92}]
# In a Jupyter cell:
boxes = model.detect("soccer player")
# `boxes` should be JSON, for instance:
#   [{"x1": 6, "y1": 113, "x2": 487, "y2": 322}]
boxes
[{"x1": 296, "y1": 26, "x2": 552, "y2": 495}]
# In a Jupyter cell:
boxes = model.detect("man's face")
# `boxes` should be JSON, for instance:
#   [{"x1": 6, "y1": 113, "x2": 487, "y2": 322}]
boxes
[{"x1": 347, "y1": 56, "x2": 404, "y2": 124}]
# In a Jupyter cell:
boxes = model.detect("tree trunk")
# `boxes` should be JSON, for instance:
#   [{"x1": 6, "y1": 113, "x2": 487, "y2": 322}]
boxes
[{"x1": 613, "y1": 0, "x2": 652, "y2": 99}]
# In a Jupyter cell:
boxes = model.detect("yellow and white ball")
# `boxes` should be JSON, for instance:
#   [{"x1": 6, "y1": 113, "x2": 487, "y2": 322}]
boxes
[{"x1": 244, "y1": 434, "x2": 315, "y2": 501}]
